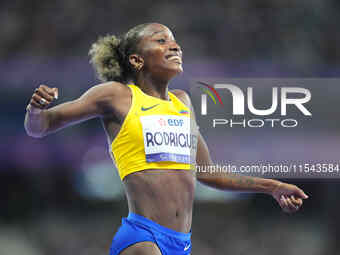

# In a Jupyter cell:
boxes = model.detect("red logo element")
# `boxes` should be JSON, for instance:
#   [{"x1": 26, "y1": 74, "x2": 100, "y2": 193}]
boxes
[
  {"x1": 197, "y1": 81, "x2": 224, "y2": 105},
  {"x1": 158, "y1": 118, "x2": 167, "y2": 126}
]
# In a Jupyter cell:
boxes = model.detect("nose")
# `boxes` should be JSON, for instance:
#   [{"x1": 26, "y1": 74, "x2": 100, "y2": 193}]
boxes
[{"x1": 169, "y1": 41, "x2": 182, "y2": 56}]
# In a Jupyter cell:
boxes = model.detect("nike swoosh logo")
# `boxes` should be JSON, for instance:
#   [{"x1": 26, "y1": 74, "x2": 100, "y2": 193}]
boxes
[
  {"x1": 141, "y1": 104, "x2": 159, "y2": 111},
  {"x1": 184, "y1": 244, "x2": 191, "y2": 251}
]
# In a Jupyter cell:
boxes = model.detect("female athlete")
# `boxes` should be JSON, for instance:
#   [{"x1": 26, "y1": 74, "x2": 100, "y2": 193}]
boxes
[{"x1": 24, "y1": 23, "x2": 308, "y2": 255}]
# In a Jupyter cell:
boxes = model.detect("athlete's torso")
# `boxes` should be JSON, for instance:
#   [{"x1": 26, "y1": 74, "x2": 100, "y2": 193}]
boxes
[
  {"x1": 112, "y1": 84, "x2": 196, "y2": 179},
  {"x1": 101, "y1": 83, "x2": 197, "y2": 232}
]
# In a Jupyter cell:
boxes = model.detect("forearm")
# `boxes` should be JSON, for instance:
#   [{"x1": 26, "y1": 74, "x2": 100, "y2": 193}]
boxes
[
  {"x1": 24, "y1": 108, "x2": 50, "y2": 138},
  {"x1": 197, "y1": 171, "x2": 281, "y2": 194}
]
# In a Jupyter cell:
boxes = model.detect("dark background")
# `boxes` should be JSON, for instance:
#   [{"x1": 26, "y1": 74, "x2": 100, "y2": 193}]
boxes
[{"x1": 1, "y1": 1, "x2": 339, "y2": 254}]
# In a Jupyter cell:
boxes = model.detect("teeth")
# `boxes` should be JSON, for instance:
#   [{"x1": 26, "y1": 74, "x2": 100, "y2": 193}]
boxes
[{"x1": 168, "y1": 56, "x2": 181, "y2": 62}]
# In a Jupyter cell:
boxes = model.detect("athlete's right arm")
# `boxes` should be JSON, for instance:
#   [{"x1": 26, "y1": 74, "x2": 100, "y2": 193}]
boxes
[{"x1": 24, "y1": 82, "x2": 123, "y2": 138}]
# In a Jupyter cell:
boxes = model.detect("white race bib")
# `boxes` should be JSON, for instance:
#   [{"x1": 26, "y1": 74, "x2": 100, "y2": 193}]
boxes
[{"x1": 140, "y1": 115, "x2": 197, "y2": 163}]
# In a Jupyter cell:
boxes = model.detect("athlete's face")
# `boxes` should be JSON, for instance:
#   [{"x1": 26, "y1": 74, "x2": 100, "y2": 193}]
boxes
[{"x1": 136, "y1": 24, "x2": 183, "y2": 79}]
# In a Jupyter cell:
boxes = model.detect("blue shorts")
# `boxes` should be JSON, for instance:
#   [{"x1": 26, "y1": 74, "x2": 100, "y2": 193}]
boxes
[{"x1": 110, "y1": 213, "x2": 191, "y2": 255}]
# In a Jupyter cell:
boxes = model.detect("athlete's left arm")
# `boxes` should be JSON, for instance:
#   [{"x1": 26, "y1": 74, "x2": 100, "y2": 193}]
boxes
[{"x1": 172, "y1": 89, "x2": 309, "y2": 213}]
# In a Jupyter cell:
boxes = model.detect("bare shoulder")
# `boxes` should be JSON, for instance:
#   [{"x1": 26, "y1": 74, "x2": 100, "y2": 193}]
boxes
[
  {"x1": 86, "y1": 81, "x2": 131, "y2": 100},
  {"x1": 170, "y1": 89, "x2": 191, "y2": 107},
  {"x1": 171, "y1": 89, "x2": 199, "y2": 123},
  {"x1": 79, "y1": 81, "x2": 131, "y2": 116}
]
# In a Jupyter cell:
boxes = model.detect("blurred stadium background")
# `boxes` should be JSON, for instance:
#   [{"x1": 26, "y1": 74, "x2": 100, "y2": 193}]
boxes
[{"x1": 1, "y1": 0, "x2": 340, "y2": 254}]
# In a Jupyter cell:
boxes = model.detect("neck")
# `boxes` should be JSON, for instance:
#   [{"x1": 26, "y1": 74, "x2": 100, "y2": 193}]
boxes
[{"x1": 135, "y1": 73, "x2": 171, "y2": 101}]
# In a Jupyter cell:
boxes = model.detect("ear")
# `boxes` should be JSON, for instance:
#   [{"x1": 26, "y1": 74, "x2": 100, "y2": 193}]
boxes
[{"x1": 129, "y1": 54, "x2": 144, "y2": 70}]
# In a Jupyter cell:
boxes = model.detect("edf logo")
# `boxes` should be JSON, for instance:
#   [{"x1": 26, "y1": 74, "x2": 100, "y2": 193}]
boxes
[
  {"x1": 168, "y1": 119, "x2": 184, "y2": 126},
  {"x1": 158, "y1": 118, "x2": 184, "y2": 127}
]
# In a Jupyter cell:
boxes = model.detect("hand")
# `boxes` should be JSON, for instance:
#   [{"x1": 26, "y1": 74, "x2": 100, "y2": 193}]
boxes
[
  {"x1": 271, "y1": 182, "x2": 309, "y2": 213},
  {"x1": 27, "y1": 85, "x2": 58, "y2": 114}
]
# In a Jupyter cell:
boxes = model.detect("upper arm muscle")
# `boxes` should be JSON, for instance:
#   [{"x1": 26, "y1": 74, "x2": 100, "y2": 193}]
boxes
[{"x1": 45, "y1": 82, "x2": 124, "y2": 134}]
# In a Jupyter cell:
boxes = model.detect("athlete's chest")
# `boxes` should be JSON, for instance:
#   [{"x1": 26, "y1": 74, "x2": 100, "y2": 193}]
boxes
[{"x1": 124, "y1": 100, "x2": 197, "y2": 163}]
